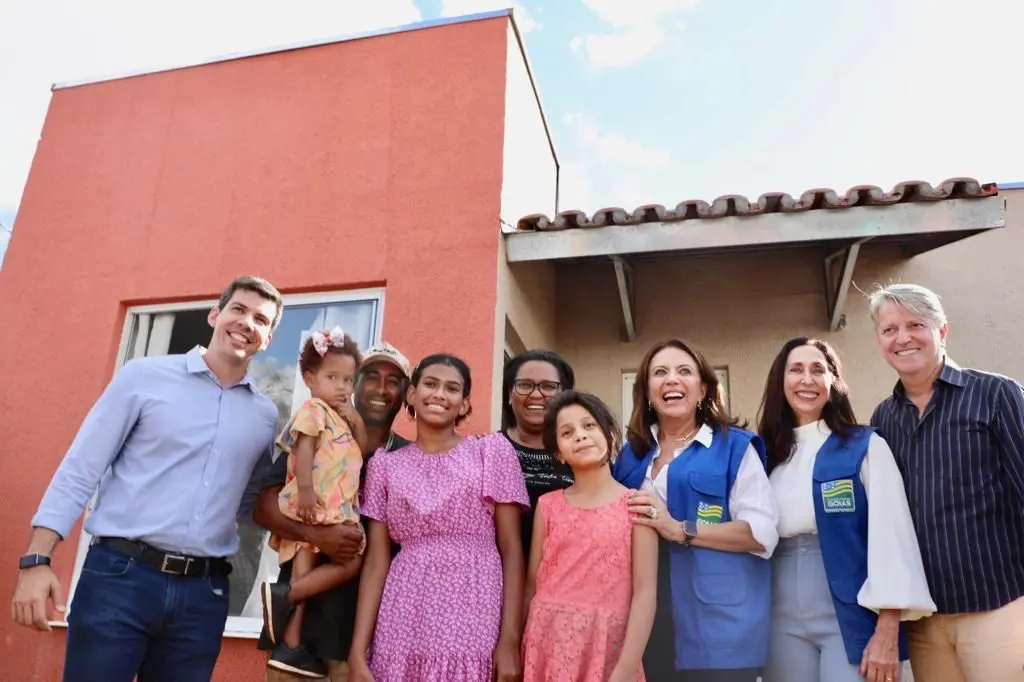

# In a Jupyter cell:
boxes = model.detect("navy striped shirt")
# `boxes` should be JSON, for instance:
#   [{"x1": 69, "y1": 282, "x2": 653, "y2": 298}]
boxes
[{"x1": 871, "y1": 359, "x2": 1024, "y2": 614}]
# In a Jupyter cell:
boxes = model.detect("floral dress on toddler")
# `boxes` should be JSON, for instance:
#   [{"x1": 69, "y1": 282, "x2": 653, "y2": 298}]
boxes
[{"x1": 269, "y1": 397, "x2": 363, "y2": 564}]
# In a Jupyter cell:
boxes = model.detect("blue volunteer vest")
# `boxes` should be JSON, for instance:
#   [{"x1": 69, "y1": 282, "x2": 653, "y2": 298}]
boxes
[
  {"x1": 614, "y1": 426, "x2": 772, "y2": 670},
  {"x1": 812, "y1": 426, "x2": 909, "y2": 664}
]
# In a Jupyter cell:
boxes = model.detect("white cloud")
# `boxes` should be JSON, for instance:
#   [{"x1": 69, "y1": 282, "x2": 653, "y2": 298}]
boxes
[
  {"x1": 441, "y1": 0, "x2": 540, "y2": 32},
  {"x1": 579, "y1": 0, "x2": 699, "y2": 28},
  {"x1": 572, "y1": 0, "x2": 696, "y2": 69},
  {"x1": 0, "y1": 0, "x2": 422, "y2": 209},
  {"x1": 564, "y1": 112, "x2": 669, "y2": 171},
  {"x1": 569, "y1": 27, "x2": 663, "y2": 70},
  {"x1": 558, "y1": 113, "x2": 669, "y2": 212},
  {"x1": 558, "y1": 161, "x2": 595, "y2": 213}
]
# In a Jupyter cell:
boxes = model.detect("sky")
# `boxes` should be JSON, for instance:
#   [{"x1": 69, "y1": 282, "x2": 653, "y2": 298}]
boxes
[{"x1": 1, "y1": 0, "x2": 1023, "y2": 265}]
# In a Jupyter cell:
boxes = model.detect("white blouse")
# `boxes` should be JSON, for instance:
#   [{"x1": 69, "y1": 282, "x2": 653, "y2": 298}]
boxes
[
  {"x1": 769, "y1": 420, "x2": 936, "y2": 620},
  {"x1": 643, "y1": 424, "x2": 780, "y2": 559}
]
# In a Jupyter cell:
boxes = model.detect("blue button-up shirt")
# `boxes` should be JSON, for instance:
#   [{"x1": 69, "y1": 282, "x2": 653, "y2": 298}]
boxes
[
  {"x1": 871, "y1": 359, "x2": 1024, "y2": 613},
  {"x1": 32, "y1": 346, "x2": 278, "y2": 557}
]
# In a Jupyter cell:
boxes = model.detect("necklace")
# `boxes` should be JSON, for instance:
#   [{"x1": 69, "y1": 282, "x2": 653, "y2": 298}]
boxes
[{"x1": 663, "y1": 424, "x2": 699, "y2": 444}]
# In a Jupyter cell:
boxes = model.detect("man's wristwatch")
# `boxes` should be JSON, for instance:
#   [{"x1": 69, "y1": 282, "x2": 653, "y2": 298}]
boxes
[
  {"x1": 678, "y1": 520, "x2": 698, "y2": 547},
  {"x1": 18, "y1": 554, "x2": 51, "y2": 570}
]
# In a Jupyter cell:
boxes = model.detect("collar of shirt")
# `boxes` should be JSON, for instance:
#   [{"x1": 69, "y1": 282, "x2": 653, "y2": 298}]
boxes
[
  {"x1": 185, "y1": 345, "x2": 256, "y2": 390},
  {"x1": 793, "y1": 419, "x2": 832, "y2": 444},
  {"x1": 645, "y1": 423, "x2": 715, "y2": 499},
  {"x1": 892, "y1": 356, "x2": 967, "y2": 401}
]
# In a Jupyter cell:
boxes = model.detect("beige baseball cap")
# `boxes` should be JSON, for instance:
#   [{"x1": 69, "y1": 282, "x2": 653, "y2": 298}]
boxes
[{"x1": 361, "y1": 342, "x2": 411, "y2": 378}]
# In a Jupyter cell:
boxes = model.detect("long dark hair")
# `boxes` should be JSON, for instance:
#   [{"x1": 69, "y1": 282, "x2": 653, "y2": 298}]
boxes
[
  {"x1": 501, "y1": 349, "x2": 575, "y2": 429},
  {"x1": 756, "y1": 337, "x2": 858, "y2": 472},
  {"x1": 626, "y1": 338, "x2": 741, "y2": 457},
  {"x1": 406, "y1": 353, "x2": 473, "y2": 425}
]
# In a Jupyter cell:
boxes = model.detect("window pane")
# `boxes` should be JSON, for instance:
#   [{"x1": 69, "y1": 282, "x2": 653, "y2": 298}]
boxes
[
  {"x1": 232, "y1": 298, "x2": 379, "y2": 621},
  {"x1": 66, "y1": 296, "x2": 381, "y2": 635}
]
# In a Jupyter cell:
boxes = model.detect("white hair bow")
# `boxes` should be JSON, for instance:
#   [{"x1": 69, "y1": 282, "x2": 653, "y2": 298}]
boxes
[{"x1": 311, "y1": 326, "x2": 346, "y2": 356}]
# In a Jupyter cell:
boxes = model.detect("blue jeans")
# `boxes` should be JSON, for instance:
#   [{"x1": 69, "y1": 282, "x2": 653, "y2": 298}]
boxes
[{"x1": 64, "y1": 543, "x2": 231, "y2": 682}]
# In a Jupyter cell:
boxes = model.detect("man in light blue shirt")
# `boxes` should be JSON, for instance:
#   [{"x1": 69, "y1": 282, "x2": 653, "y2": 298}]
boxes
[{"x1": 11, "y1": 275, "x2": 283, "y2": 682}]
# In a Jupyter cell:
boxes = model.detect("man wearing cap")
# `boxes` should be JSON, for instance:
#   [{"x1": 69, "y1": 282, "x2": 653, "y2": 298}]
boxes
[{"x1": 254, "y1": 342, "x2": 411, "y2": 681}]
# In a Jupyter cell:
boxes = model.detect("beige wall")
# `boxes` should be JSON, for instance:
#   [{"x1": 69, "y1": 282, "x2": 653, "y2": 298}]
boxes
[
  {"x1": 504, "y1": 255, "x2": 557, "y2": 352},
  {"x1": 554, "y1": 189, "x2": 1024, "y2": 428},
  {"x1": 492, "y1": 238, "x2": 557, "y2": 426}
]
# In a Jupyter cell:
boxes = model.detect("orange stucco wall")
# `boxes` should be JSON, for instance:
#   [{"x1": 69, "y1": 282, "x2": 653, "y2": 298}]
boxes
[{"x1": 0, "y1": 17, "x2": 509, "y2": 680}]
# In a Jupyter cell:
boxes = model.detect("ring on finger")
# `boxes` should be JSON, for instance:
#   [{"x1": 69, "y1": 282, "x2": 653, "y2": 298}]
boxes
[{"x1": 647, "y1": 506, "x2": 658, "y2": 520}]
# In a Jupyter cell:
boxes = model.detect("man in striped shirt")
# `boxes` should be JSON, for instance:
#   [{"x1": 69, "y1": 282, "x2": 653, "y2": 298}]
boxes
[{"x1": 868, "y1": 283, "x2": 1024, "y2": 682}]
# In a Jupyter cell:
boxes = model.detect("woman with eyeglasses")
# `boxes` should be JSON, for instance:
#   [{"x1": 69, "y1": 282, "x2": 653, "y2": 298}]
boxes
[{"x1": 501, "y1": 349, "x2": 577, "y2": 561}]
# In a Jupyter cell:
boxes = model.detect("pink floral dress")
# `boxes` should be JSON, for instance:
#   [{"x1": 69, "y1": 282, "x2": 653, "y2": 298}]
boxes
[
  {"x1": 359, "y1": 432, "x2": 529, "y2": 681},
  {"x1": 522, "y1": 489, "x2": 646, "y2": 681}
]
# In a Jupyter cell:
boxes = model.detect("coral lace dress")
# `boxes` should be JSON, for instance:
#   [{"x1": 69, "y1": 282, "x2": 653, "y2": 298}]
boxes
[{"x1": 522, "y1": 489, "x2": 646, "y2": 681}]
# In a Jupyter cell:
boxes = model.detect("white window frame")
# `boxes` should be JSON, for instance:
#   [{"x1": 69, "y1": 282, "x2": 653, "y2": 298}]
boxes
[
  {"x1": 60, "y1": 288, "x2": 385, "y2": 639},
  {"x1": 621, "y1": 371, "x2": 637, "y2": 441}
]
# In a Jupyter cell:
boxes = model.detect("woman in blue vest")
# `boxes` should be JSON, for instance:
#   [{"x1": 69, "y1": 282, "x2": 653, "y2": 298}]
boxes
[
  {"x1": 613, "y1": 338, "x2": 780, "y2": 682},
  {"x1": 756, "y1": 338, "x2": 935, "y2": 682}
]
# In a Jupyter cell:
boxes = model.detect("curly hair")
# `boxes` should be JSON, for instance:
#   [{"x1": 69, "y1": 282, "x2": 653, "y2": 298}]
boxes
[{"x1": 298, "y1": 330, "x2": 362, "y2": 375}]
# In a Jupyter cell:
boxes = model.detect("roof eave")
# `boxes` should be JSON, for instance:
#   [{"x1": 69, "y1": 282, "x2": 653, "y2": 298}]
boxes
[
  {"x1": 52, "y1": 9, "x2": 513, "y2": 91},
  {"x1": 504, "y1": 195, "x2": 1007, "y2": 263}
]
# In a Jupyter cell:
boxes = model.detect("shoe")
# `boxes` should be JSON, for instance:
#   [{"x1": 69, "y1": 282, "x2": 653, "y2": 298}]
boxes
[
  {"x1": 267, "y1": 644, "x2": 328, "y2": 679},
  {"x1": 261, "y1": 581, "x2": 293, "y2": 645}
]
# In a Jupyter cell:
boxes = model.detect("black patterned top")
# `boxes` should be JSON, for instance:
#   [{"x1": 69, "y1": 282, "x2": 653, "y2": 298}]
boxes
[{"x1": 502, "y1": 430, "x2": 575, "y2": 562}]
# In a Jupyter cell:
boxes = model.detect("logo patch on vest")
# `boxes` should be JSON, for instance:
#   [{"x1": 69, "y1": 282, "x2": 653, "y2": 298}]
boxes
[
  {"x1": 821, "y1": 479, "x2": 855, "y2": 513},
  {"x1": 696, "y1": 501, "x2": 723, "y2": 524}
]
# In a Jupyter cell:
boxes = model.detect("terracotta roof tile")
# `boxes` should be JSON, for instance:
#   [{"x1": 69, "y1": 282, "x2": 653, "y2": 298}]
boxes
[{"x1": 516, "y1": 177, "x2": 998, "y2": 232}]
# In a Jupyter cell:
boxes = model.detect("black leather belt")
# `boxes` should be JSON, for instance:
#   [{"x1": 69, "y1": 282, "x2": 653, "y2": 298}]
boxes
[{"x1": 95, "y1": 537, "x2": 232, "y2": 578}]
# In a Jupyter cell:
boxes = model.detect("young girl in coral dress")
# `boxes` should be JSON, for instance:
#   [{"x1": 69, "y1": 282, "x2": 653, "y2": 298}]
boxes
[{"x1": 522, "y1": 391, "x2": 659, "y2": 682}]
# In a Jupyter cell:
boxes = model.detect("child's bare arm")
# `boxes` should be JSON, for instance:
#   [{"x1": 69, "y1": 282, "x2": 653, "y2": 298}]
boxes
[
  {"x1": 293, "y1": 434, "x2": 319, "y2": 523},
  {"x1": 348, "y1": 521, "x2": 392, "y2": 667},
  {"x1": 338, "y1": 403, "x2": 369, "y2": 453},
  {"x1": 350, "y1": 415, "x2": 369, "y2": 454},
  {"x1": 522, "y1": 502, "x2": 547, "y2": 628},
  {"x1": 610, "y1": 525, "x2": 658, "y2": 681}
]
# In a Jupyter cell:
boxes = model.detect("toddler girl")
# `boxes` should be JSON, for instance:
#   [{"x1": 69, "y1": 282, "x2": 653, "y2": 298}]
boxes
[
  {"x1": 262, "y1": 326, "x2": 367, "y2": 678},
  {"x1": 522, "y1": 391, "x2": 658, "y2": 682}
]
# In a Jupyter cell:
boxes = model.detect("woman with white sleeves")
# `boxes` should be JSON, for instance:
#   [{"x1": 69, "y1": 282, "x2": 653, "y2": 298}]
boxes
[{"x1": 757, "y1": 337, "x2": 936, "y2": 682}]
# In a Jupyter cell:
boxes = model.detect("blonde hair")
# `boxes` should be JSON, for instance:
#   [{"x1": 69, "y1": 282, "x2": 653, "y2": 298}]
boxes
[{"x1": 868, "y1": 283, "x2": 947, "y2": 329}]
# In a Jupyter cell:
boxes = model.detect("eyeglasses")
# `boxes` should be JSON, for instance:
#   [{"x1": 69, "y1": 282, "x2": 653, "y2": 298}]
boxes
[{"x1": 513, "y1": 380, "x2": 562, "y2": 397}]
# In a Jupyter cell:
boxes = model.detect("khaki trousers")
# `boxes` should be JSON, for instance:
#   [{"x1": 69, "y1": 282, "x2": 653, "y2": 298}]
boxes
[
  {"x1": 265, "y1": 659, "x2": 348, "y2": 681},
  {"x1": 908, "y1": 596, "x2": 1024, "y2": 682}
]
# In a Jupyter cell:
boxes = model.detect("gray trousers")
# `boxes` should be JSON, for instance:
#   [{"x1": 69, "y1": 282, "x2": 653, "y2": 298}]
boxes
[{"x1": 763, "y1": 535, "x2": 865, "y2": 682}]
